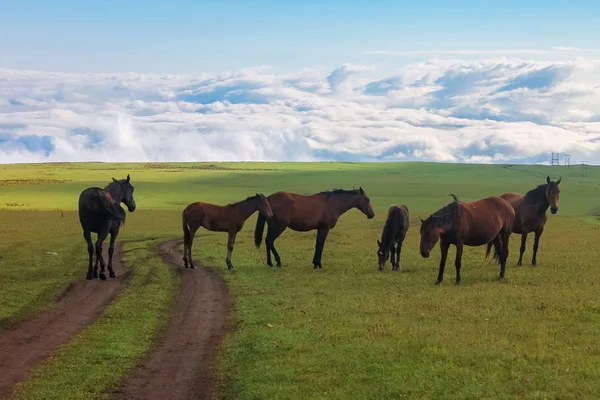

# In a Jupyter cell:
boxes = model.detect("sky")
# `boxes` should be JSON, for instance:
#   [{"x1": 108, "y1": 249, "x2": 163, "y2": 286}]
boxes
[{"x1": 1, "y1": 1, "x2": 600, "y2": 164}]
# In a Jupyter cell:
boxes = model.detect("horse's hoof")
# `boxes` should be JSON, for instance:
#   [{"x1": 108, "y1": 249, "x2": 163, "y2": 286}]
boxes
[
  {"x1": 455, "y1": 281, "x2": 460, "y2": 286},
  {"x1": 92, "y1": 273, "x2": 98, "y2": 279},
  {"x1": 109, "y1": 272, "x2": 116, "y2": 278},
  {"x1": 190, "y1": 265, "x2": 196, "y2": 270},
  {"x1": 99, "y1": 273, "x2": 107, "y2": 281},
  {"x1": 276, "y1": 262, "x2": 282, "y2": 268},
  {"x1": 86, "y1": 275, "x2": 93, "y2": 280},
  {"x1": 434, "y1": 280, "x2": 442, "y2": 286}
]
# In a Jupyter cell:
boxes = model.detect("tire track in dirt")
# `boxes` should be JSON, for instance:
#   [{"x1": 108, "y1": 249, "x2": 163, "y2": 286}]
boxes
[
  {"x1": 0, "y1": 244, "x2": 128, "y2": 399},
  {"x1": 113, "y1": 239, "x2": 231, "y2": 400}
]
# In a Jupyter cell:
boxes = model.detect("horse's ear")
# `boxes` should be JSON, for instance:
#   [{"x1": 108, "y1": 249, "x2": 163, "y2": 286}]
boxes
[
  {"x1": 557, "y1": 176, "x2": 562, "y2": 185},
  {"x1": 419, "y1": 217, "x2": 424, "y2": 224},
  {"x1": 546, "y1": 176, "x2": 551, "y2": 184},
  {"x1": 126, "y1": 174, "x2": 130, "y2": 182},
  {"x1": 377, "y1": 239, "x2": 381, "y2": 246},
  {"x1": 359, "y1": 186, "x2": 364, "y2": 193},
  {"x1": 112, "y1": 177, "x2": 117, "y2": 182}
]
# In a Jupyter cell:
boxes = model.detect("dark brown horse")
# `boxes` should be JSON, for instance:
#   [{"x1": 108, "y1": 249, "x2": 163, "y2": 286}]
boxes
[
  {"x1": 419, "y1": 194, "x2": 515, "y2": 285},
  {"x1": 377, "y1": 205, "x2": 409, "y2": 271},
  {"x1": 254, "y1": 187, "x2": 375, "y2": 269},
  {"x1": 487, "y1": 176, "x2": 562, "y2": 266},
  {"x1": 78, "y1": 175, "x2": 136, "y2": 280},
  {"x1": 182, "y1": 193, "x2": 273, "y2": 270}
]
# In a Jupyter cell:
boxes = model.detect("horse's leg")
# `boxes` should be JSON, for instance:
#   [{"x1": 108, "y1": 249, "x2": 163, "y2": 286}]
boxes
[
  {"x1": 95, "y1": 229, "x2": 110, "y2": 281},
  {"x1": 92, "y1": 233, "x2": 100, "y2": 279},
  {"x1": 395, "y1": 237, "x2": 403, "y2": 271},
  {"x1": 226, "y1": 231, "x2": 237, "y2": 270},
  {"x1": 435, "y1": 239, "x2": 450, "y2": 285},
  {"x1": 501, "y1": 229, "x2": 510, "y2": 277},
  {"x1": 312, "y1": 227, "x2": 330, "y2": 269},
  {"x1": 266, "y1": 222, "x2": 286, "y2": 267},
  {"x1": 265, "y1": 222, "x2": 274, "y2": 267},
  {"x1": 532, "y1": 227, "x2": 543, "y2": 266},
  {"x1": 517, "y1": 232, "x2": 528, "y2": 266},
  {"x1": 83, "y1": 230, "x2": 94, "y2": 280},
  {"x1": 107, "y1": 226, "x2": 118, "y2": 278},
  {"x1": 389, "y1": 243, "x2": 396, "y2": 270},
  {"x1": 187, "y1": 228, "x2": 197, "y2": 269},
  {"x1": 182, "y1": 228, "x2": 189, "y2": 268},
  {"x1": 454, "y1": 241, "x2": 464, "y2": 285}
]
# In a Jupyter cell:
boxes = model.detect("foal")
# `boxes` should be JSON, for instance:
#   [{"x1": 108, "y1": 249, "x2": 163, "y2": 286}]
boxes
[
  {"x1": 376, "y1": 205, "x2": 409, "y2": 271},
  {"x1": 182, "y1": 193, "x2": 273, "y2": 270}
]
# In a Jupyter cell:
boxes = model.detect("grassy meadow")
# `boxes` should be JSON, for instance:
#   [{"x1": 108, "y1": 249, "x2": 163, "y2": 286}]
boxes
[{"x1": 1, "y1": 161, "x2": 600, "y2": 399}]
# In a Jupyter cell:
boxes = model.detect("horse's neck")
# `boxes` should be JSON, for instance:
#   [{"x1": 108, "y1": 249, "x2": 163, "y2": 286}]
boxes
[
  {"x1": 234, "y1": 199, "x2": 259, "y2": 220},
  {"x1": 106, "y1": 185, "x2": 122, "y2": 204},
  {"x1": 381, "y1": 222, "x2": 397, "y2": 249},
  {"x1": 527, "y1": 192, "x2": 549, "y2": 214},
  {"x1": 329, "y1": 195, "x2": 356, "y2": 217}
]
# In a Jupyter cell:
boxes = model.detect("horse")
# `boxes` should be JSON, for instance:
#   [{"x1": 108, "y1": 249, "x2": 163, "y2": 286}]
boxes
[
  {"x1": 376, "y1": 205, "x2": 409, "y2": 271},
  {"x1": 419, "y1": 194, "x2": 515, "y2": 285},
  {"x1": 487, "y1": 176, "x2": 562, "y2": 266},
  {"x1": 78, "y1": 175, "x2": 136, "y2": 280},
  {"x1": 254, "y1": 187, "x2": 375, "y2": 269},
  {"x1": 182, "y1": 193, "x2": 273, "y2": 270}
]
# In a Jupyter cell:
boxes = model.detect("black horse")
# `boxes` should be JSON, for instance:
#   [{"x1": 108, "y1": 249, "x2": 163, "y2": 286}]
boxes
[
  {"x1": 376, "y1": 205, "x2": 410, "y2": 271},
  {"x1": 78, "y1": 175, "x2": 136, "y2": 280}
]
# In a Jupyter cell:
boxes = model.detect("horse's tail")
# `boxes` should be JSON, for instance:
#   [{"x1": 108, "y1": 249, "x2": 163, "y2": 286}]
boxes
[
  {"x1": 99, "y1": 192, "x2": 126, "y2": 221},
  {"x1": 485, "y1": 242, "x2": 493, "y2": 259},
  {"x1": 485, "y1": 238, "x2": 502, "y2": 264},
  {"x1": 254, "y1": 213, "x2": 266, "y2": 248},
  {"x1": 182, "y1": 210, "x2": 191, "y2": 246}
]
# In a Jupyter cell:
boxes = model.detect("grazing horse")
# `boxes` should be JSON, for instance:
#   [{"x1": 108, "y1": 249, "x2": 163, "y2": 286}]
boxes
[
  {"x1": 182, "y1": 193, "x2": 273, "y2": 270},
  {"x1": 488, "y1": 176, "x2": 562, "y2": 266},
  {"x1": 376, "y1": 205, "x2": 409, "y2": 271},
  {"x1": 78, "y1": 175, "x2": 136, "y2": 280},
  {"x1": 254, "y1": 187, "x2": 375, "y2": 269},
  {"x1": 419, "y1": 194, "x2": 515, "y2": 285}
]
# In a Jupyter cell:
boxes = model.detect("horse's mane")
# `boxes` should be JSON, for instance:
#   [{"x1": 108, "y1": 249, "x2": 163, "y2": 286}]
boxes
[
  {"x1": 426, "y1": 195, "x2": 460, "y2": 227},
  {"x1": 524, "y1": 184, "x2": 548, "y2": 204},
  {"x1": 99, "y1": 182, "x2": 126, "y2": 221},
  {"x1": 318, "y1": 188, "x2": 361, "y2": 198},
  {"x1": 229, "y1": 193, "x2": 263, "y2": 206}
]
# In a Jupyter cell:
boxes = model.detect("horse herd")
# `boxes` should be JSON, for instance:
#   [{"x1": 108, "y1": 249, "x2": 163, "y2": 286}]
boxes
[{"x1": 78, "y1": 175, "x2": 562, "y2": 285}]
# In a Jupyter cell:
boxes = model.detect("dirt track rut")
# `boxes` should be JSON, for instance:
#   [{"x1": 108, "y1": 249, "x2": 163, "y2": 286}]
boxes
[
  {"x1": 0, "y1": 244, "x2": 127, "y2": 398},
  {"x1": 113, "y1": 239, "x2": 231, "y2": 400}
]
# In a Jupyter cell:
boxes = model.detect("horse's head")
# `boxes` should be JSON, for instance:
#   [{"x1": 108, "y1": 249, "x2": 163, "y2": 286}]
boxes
[
  {"x1": 419, "y1": 195, "x2": 459, "y2": 258},
  {"x1": 418, "y1": 216, "x2": 441, "y2": 258},
  {"x1": 256, "y1": 193, "x2": 273, "y2": 218},
  {"x1": 376, "y1": 239, "x2": 390, "y2": 270},
  {"x1": 546, "y1": 176, "x2": 561, "y2": 214},
  {"x1": 354, "y1": 187, "x2": 375, "y2": 219},
  {"x1": 112, "y1": 174, "x2": 136, "y2": 212}
]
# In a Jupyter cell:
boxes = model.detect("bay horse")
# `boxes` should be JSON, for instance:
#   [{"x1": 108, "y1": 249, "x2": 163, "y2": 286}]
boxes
[
  {"x1": 182, "y1": 193, "x2": 273, "y2": 270},
  {"x1": 376, "y1": 205, "x2": 409, "y2": 271},
  {"x1": 78, "y1": 175, "x2": 136, "y2": 280},
  {"x1": 254, "y1": 187, "x2": 375, "y2": 269},
  {"x1": 419, "y1": 194, "x2": 515, "y2": 285},
  {"x1": 487, "y1": 176, "x2": 562, "y2": 266}
]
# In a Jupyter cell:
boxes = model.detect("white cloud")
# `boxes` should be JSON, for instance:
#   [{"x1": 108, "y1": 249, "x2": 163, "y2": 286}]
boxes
[
  {"x1": 363, "y1": 47, "x2": 600, "y2": 56},
  {"x1": 1, "y1": 57, "x2": 600, "y2": 165}
]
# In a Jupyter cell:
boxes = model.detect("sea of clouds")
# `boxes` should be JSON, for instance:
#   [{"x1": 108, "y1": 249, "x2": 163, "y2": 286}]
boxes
[{"x1": 1, "y1": 57, "x2": 600, "y2": 164}]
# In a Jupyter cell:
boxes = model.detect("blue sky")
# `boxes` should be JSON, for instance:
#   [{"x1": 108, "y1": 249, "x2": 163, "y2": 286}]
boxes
[
  {"x1": 1, "y1": 0, "x2": 600, "y2": 73},
  {"x1": 1, "y1": 1, "x2": 600, "y2": 165}
]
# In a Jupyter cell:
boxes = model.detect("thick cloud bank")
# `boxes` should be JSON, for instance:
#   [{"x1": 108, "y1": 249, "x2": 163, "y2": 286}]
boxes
[{"x1": 1, "y1": 58, "x2": 600, "y2": 164}]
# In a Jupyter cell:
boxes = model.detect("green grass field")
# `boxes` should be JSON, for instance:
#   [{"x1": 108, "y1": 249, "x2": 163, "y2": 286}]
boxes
[{"x1": 1, "y1": 161, "x2": 600, "y2": 399}]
